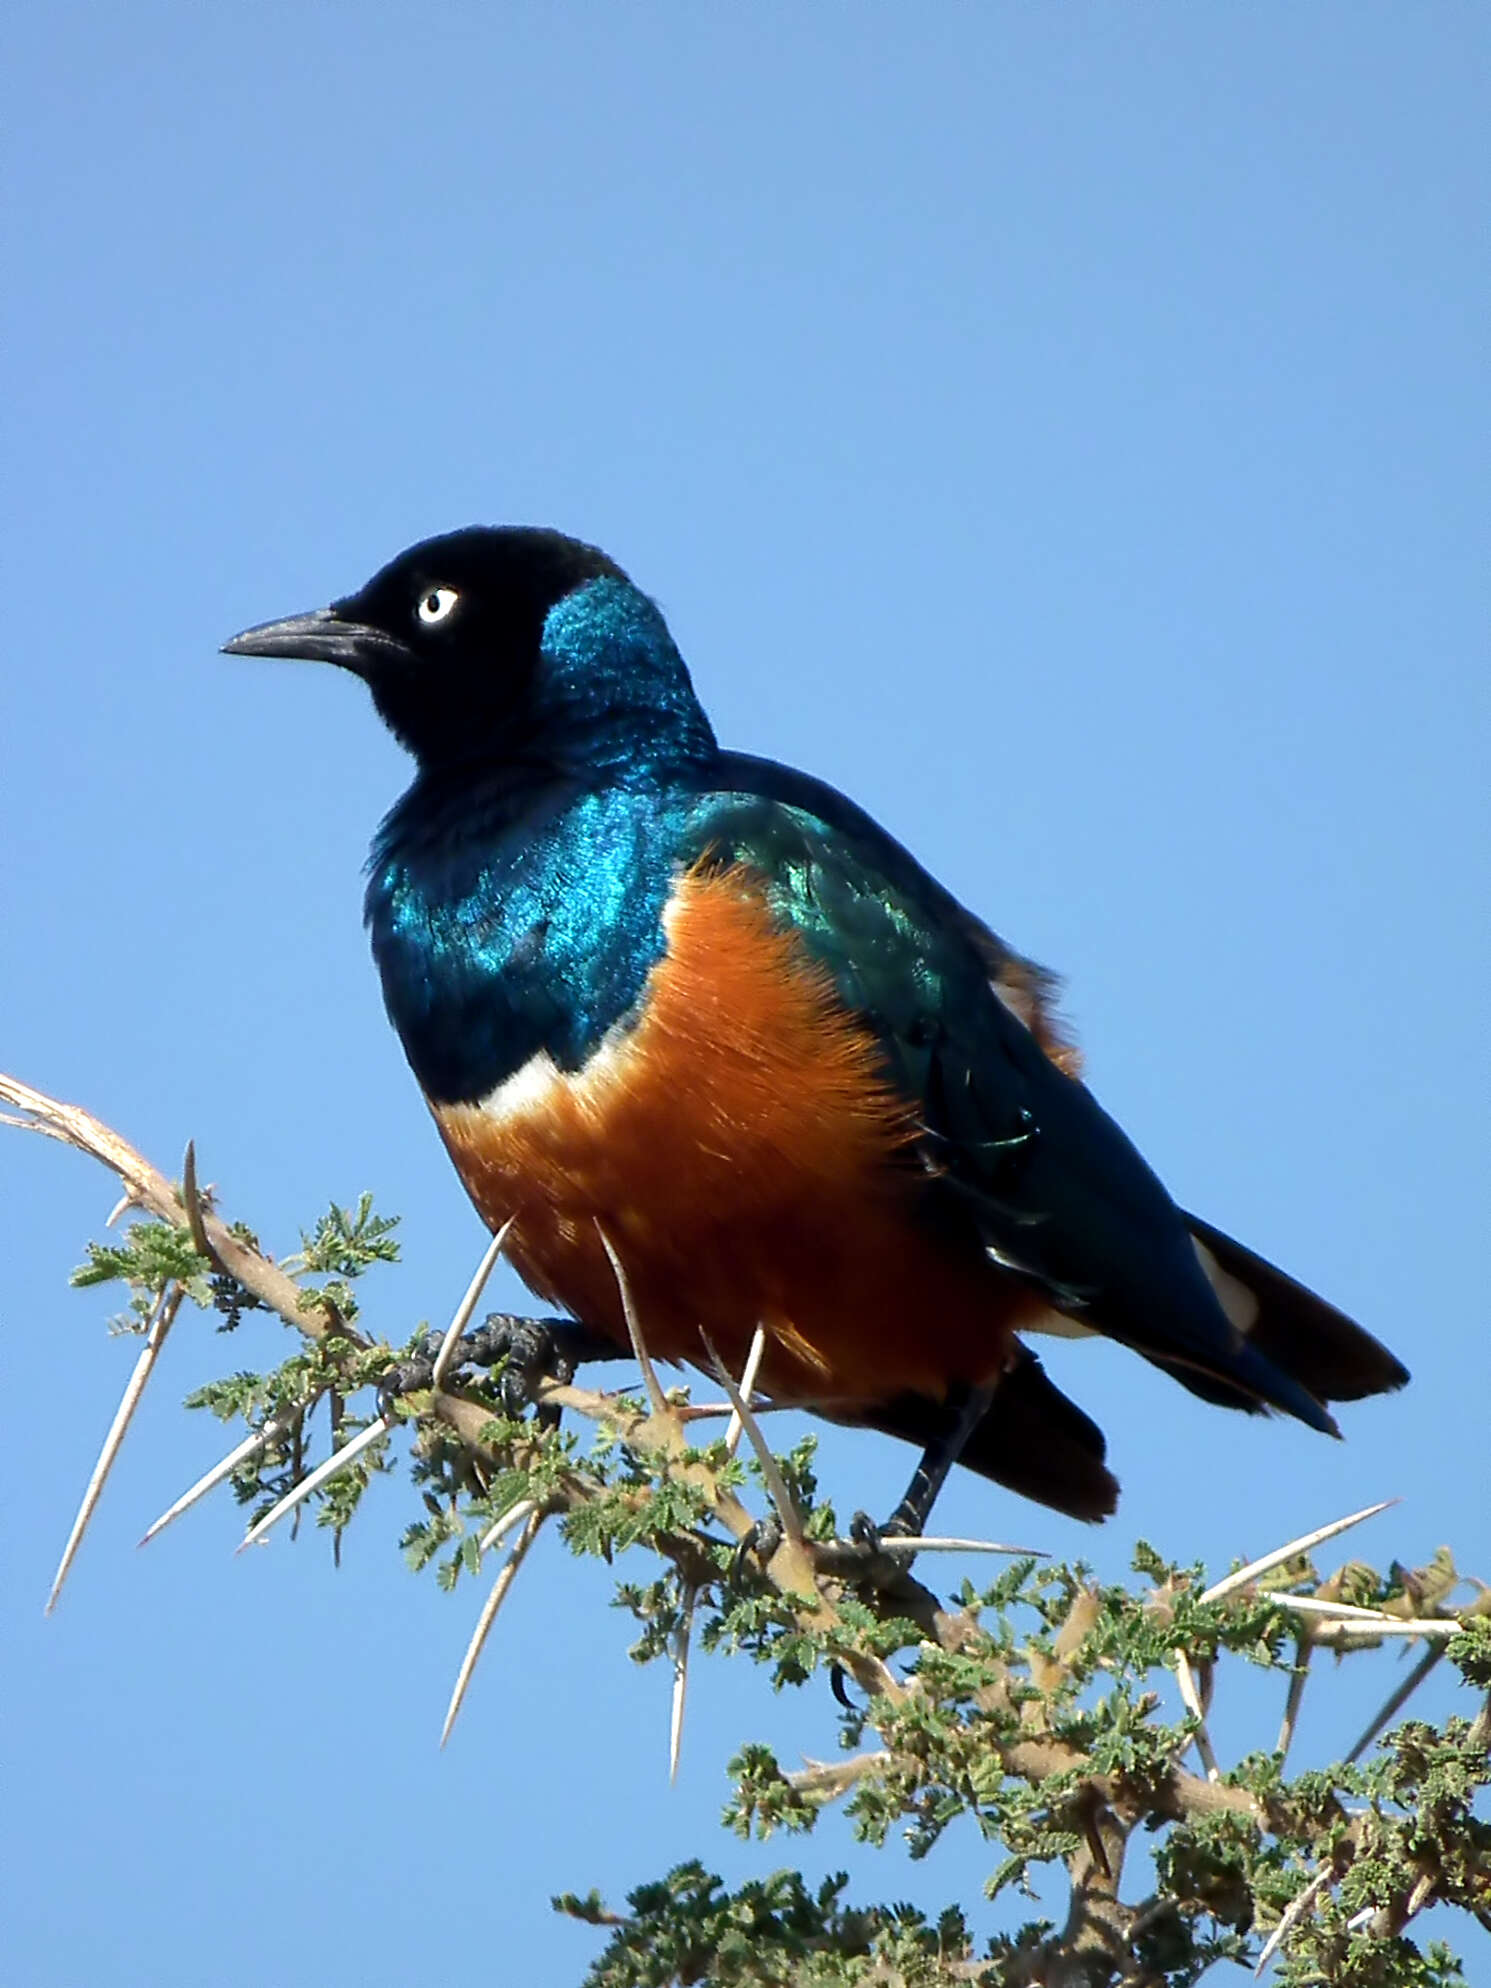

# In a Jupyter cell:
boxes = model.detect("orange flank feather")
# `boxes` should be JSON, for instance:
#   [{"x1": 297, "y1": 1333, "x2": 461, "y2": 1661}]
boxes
[{"x1": 433, "y1": 864, "x2": 1035, "y2": 1406}]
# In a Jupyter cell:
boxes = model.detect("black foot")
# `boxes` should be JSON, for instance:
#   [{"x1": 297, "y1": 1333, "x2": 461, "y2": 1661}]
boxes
[
  {"x1": 378, "y1": 1312, "x2": 622, "y2": 1424},
  {"x1": 728, "y1": 1512, "x2": 784, "y2": 1586},
  {"x1": 810, "y1": 1508, "x2": 915, "y2": 1580}
]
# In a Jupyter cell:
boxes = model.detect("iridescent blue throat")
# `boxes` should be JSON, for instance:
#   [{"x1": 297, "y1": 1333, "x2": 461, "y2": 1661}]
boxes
[{"x1": 364, "y1": 578, "x2": 716, "y2": 1105}]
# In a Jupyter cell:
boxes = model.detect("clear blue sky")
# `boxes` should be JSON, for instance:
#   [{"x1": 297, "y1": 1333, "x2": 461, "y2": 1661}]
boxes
[{"x1": 4, "y1": 8, "x2": 1485, "y2": 1982}]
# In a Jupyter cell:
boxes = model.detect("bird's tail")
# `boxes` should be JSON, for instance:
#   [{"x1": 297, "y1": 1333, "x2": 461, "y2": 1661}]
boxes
[
  {"x1": 849, "y1": 1346, "x2": 1120, "y2": 1522},
  {"x1": 1166, "y1": 1213, "x2": 1410, "y2": 1416}
]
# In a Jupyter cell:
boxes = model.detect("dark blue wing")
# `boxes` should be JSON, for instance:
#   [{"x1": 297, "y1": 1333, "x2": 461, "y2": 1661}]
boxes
[{"x1": 684, "y1": 753, "x2": 1339, "y2": 1432}]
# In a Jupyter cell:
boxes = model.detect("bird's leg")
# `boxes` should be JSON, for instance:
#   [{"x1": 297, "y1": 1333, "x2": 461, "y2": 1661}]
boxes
[
  {"x1": 379, "y1": 1313, "x2": 624, "y2": 1423},
  {"x1": 733, "y1": 1381, "x2": 999, "y2": 1586},
  {"x1": 821, "y1": 1380, "x2": 998, "y2": 1572}
]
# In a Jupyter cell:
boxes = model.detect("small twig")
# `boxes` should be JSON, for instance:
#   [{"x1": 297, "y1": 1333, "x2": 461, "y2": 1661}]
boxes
[
  {"x1": 785, "y1": 1750, "x2": 894, "y2": 1800},
  {"x1": 700, "y1": 1329, "x2": 803, "y2": 1549},
  {"x1": 1174, "y1": 1647, "x2": 1221, "y2": 1782},
  {"x1": 46, "y1": 1285, "x2": 184, "y2": 1613},
  {"x1": 1201, "y1": 1500, "x2": 1396, "y2": 1604},
  {"x1": 1345, "y1": 1645, "x2": 1447, "y2": 1763},
  {"x1": 431, "y1": 1218, "x2": 514, "y2": 1392},
  {"x1": 441, "y1": 1507, "x2": 546, "y2": 1747},
  {"x1": 138, "y1": 1397, "x2": 317, "y2": 1546},
  {"x1": 595, "y1": 1221, "x2": 666, "y2": 1416},
  {"x1": 1254, "y1": 1861, "x2": 1335, "y2": 1976},
  {"x1": 235, "y1": 1415, "x2": 392, "y2": 1553}
]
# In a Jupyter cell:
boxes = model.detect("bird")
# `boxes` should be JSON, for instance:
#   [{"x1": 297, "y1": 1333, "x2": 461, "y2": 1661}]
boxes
[{"x1": 224, "y1": 526, "x2": 1408, "y2": 1530}]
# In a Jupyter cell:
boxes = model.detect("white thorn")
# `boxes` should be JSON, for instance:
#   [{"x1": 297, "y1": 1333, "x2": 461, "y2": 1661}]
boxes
[
  {"x1": 440, "y1": 1508, "x2": 546, "y2": 1747},
  {"x1": 431, "y1": 1218, "x2": 515, "y2": 1392},
  {"x1": 1173, "y1": 1647, "x2": 1222, "y2": 1782},
  {"x1": 595, "y1": 1221, "x2": 667, "y2": 1415},
  {"x1": 235, "y1": 1415, "x2": 392, "y2": 1553},
  {"x1": 1272, "y1": 1599, "x2": 1463, "y2": 1641},
  {"x1": 46, "y1": 1289, "x2": 180, "y2": 1613},
  {"x1": 476, "y1": 1496, "x2": 538, "y2": 1558},
  {"x1": 872, "y1": 1535, "x2": 1047, "y2": 1557},
  {"x1": 700, "y1": 1329, "x2": 803, "y2": 1547},
  {"x1": 723, "y1": 1326, "x2": 767, "y2": 1457},
  {"x1": 1276, "y1": 1645, "x2": 1312, "y2": 1763},
  {"x1": 1345, "y1": 1906, "x2": 1375, "y2": 1933},
  {"x1": 1200, "y1": 1499, "x2": 1397, "y2": 1604},
  {"x1": 669, "y1": 1583, "x2": 698, "y2": 1785},
  {"x1": 104, "y1": 1191, "x2": 135, "y2": 1228},
  {"x1": 139, "y1": 1402, "x2": 308, "y2": 1546},
  {"x1": 1254, "y1": 1862, "x2": 1334, "y2": 1975}
]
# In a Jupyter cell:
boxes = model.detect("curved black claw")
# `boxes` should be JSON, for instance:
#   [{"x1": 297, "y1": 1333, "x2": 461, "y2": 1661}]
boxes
[
  {"x1": 375, "y1": 1313, "x2": 621, "y2": 1425},
  {"x1": 375, "y1": 1331, "x2": 445, "y2": 1418},
  {"x1": 729, "y1": 1512, "x2": 784, "y2": 1587},
  {"x1": 811, "y1": 1508, "x2": 916, "y2": 1582},
  {"x1": 463, "y1": 1313, "x2": 620, "y2": 1426},
  {"x1": 830, "y1": 1663, "x2": 858, "y2": 1711}
]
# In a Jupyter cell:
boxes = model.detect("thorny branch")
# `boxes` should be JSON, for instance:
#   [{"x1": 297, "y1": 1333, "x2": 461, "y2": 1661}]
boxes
[{"x1": 8, "y1": 1069, "x2": 1490, "y2": 1987}]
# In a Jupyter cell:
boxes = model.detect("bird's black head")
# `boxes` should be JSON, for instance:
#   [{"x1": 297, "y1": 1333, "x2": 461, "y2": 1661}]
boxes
[{"x1": 223, "y1": 525, "x2": 710, "y2": 773}]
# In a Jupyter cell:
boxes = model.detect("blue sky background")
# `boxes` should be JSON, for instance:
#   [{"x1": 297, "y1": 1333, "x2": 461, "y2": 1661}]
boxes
[{"x1": 4, "y1": 7, "x2": 1486, "y2": 1982}]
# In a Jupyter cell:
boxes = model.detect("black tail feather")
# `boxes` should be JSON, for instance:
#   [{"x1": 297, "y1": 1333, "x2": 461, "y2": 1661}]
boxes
[
  {"x1": 1184, "y1": 1214, "x2": 1410, "y2": 1404},
  {"x1": 841, "y1": 1347, "x2": 1119, "y2": 1523}
]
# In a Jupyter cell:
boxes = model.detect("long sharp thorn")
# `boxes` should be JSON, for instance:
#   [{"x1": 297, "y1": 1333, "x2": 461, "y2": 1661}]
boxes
[
  {"x1": 476, "y1": 1496, "x2": 538, "y2": 1558},
  {"x1": 1276, "y1": 1644, "x2": 1312, "y2": 1763},
  {"x1": 431, "y1": 1217, "x2": 514, "y2": 1392},
  {"x1": 105, "y1": 1191, "x2": 134, "y2": 1228},
  {"x1": 700, "y1": 1329, "x2": 803, "y2": 1547},
  {"x1": 669, "y1": 1583, "x2": 698, "y2": 1785},
  {"x1": 595, "y1": 1221, "x2": 666, "y2": 1415},
  {"x1": 180, "y1": 1140, "x2": 215, "y2": 1264},
  {"x1": 873, "y1": 1535, "x2": 1046, "y2": 1557},
  {"x1": 440, "y1": 1508, "x2": 546, "y2": 1747},
  {"x1": 1201, "y1": 1499, "x2": 1397, "y2": 1604},
  {"x1": 1346, "y1": 1645, "x2": 1445, "y2": 1764},
  {"x1": 724, "y1": 1326, "x2": 767, "y2": 1457},
  {"x1": 138, "y1": 1396, "x2": 317, "y2": 1547},
  {"x1": 1267, "y1": 1593, "x2": 1462, "y2": 1633},
  {"x1": 1254, "y1": 1863, "x2": 1334, "y2": 1976},
  {"x1": 235, "y1": 1415, "x2": 391, "y2": 1554},
  {"x1": 1174, "y1": 1648, "x2": 1221, "y2": 1782},
  {"x1": 1305, "y1": 1619, "x2": 1463, "y2": 1647},
  {"x1": 46, "y1": 1287, "x2": 181, "y2": 1613}
]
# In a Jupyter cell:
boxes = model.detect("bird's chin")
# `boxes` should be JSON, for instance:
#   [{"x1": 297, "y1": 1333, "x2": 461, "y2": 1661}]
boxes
[{"x1": 221, "y1": 607, "x2": 413, "y2": 678}]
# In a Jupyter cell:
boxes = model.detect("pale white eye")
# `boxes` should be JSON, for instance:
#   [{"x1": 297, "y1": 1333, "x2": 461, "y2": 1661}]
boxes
[{"x1": 416, "y1": 586, "x2": 460, "y2": 626}]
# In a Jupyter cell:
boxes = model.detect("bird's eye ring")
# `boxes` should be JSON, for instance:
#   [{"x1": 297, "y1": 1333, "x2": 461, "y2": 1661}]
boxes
[{"x1": 416, "y1": 586, "x2": 460, "y2": 626}]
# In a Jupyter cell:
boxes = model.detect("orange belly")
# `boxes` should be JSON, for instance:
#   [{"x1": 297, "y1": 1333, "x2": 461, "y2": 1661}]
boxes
[{"x1": 433, "y1": 864, "x2": 1031, "y2": 1406}]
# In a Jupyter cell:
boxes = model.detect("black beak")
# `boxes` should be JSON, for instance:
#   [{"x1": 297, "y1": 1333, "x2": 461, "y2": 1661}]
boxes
[{"x1": 221, "y1": 607, "x2": 409, "y2": 674}]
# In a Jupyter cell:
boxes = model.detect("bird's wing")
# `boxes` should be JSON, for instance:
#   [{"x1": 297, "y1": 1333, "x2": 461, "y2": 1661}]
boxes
[{"x1": 686, "y1": 757, "x2": 1337, "y2": 1431}]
